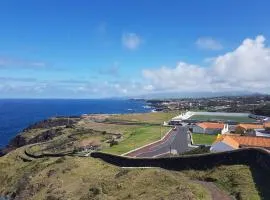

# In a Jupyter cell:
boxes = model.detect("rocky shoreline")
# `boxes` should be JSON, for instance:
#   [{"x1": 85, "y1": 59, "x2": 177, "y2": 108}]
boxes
[{"x1": 0, "y1": 117, "x2": 80, "y2": 156}]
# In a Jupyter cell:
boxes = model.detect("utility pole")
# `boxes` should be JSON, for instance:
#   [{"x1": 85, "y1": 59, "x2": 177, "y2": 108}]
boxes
[{"x1": 160, "y1": 124, "x2": 162, "y2": 139}]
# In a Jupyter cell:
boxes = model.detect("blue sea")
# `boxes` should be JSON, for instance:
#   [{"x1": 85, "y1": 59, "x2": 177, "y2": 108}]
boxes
[{"x1": 0, "y1": 99, "x2": 151, "y2": 148}]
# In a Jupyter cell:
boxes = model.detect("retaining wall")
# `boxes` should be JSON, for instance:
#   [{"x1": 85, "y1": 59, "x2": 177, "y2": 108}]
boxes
[{"x1": 91, "y1": 148, "x2": 270, "y2": 171}]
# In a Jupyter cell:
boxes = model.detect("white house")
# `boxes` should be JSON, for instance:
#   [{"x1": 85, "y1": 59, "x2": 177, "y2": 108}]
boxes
[
  {"x1": 253, "y1": 129, "x2": 270, "y2": 137},
  {"x1": 210, "y1": 134, "x2": 270, "y2": 152},
  {"x1": 193, "y1": 122, "x2": 224, "y2": 134}
]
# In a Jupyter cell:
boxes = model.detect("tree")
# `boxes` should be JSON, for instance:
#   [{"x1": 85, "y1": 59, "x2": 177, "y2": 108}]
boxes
[{"x1": 235, "y1": 126, "x2": 245, "y2": 135}]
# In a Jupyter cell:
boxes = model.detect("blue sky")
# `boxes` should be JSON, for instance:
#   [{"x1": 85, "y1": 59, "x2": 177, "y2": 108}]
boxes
[{"x1": 1, "y1": 0, "x2": 270, "y2": 98}]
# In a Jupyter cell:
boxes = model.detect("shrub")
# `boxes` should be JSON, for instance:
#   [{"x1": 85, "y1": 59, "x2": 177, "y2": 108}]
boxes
[
  {"x1": 109, "y1": 140, "x2": 118, "y2": 147},
  {"x1": 89, "y1": 187, "x2": 101, "y2": 196}
]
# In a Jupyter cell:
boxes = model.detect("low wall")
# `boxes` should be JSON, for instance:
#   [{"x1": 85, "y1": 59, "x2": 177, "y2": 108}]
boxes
[
  {"x1": 24, "y1": 149, "x2": 72, "y2": 158},
  {"x1": 91, "y1": 148, "x2": 270, "y2": 171}
]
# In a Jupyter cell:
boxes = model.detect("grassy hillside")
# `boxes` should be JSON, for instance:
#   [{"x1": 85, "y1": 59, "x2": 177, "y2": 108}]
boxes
[
  {"x1": 0, "y1": 148, "x2": 210, "y2": 200},
  {"x1": 1, "y1": 111, "x2": 268, "y2": 200},
  {"x1": 184, "y1": 165, "x2": 270, "y2": 200},
  {"x1": 1, "y1": 146, "x2": 268, "y2": 200},
  {"x1": 3, "y1": 112, "x2": 176, "y2": 157},
  {"x1": 77, "y1": 112, "x2": 175, "y2": 155}
]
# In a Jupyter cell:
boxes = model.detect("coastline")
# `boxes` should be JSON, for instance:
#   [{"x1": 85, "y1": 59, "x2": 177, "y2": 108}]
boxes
[{"x1": 0, "y1": 99, "x2": 152, "y2": 149}]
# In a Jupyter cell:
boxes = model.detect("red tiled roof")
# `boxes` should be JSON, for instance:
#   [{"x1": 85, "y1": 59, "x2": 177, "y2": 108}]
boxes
[
  {"x1": 238, "y1": 123, "x2": 264, "y2": 130},
  {"x1": 197, "y1": 122, "x2": 224, "y2": 129},
  {"x1": 221, "y1": 136, "x2": 239, "y2": 149},
  {"x1": 215, "y1": 135, "x2": 270, "y2": 148},
  {"x1": 264, "y1": 122, "x2": 270, "y2": 128}
]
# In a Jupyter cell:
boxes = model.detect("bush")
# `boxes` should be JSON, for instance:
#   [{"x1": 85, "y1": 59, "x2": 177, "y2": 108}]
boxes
[
  {"x1": 180, "y1": 146, "x2": 210, "y2": 155},
  {"x1": 89, "y1": 187, "x2": 101, "y2": 196},
  {"x1": 109, "y1": 139, "x2": 118, "y2": 147}
]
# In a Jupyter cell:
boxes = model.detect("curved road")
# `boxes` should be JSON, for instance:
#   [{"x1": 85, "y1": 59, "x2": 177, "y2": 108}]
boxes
[{"x1": 136, "y1": 126, "x2": 191, "y2": 157}]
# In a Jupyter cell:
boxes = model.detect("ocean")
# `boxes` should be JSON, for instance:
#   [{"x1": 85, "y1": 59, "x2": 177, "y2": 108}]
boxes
[{"x1": 0, "y1": 99, "x2": 151, "y2": 148}]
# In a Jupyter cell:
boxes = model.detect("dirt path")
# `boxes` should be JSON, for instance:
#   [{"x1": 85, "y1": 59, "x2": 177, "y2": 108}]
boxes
[{"x1": 195, "y1": 181, "x2": 233, "y2": 200}]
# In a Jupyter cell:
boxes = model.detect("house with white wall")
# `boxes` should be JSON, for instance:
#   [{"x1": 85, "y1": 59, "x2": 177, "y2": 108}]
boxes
[
  {"x1": 193, "y1": 122, "x2": 224, "y2": 134},
  {"x1": 210, "y1": 134, "x2": 270, "y2": 152}
]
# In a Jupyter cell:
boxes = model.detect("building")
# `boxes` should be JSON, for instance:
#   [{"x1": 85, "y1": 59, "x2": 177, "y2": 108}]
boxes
[
  {"x1": 236, "y1": 123, "x2": 270, "y2": 136},
  {"x1": 193, "y1": 122, "x2": 224, "y2": 134},
  {"x1": 237, "y1": 123, "x2": 264, "y2": 132},
  {"x1": 253, "y1": 129, "x2": 270, "y2": 137},
  {"x1": 221, "y1": 124, "x2": 237, "y2": 134},
  {"x1": 210, "y1": 134, "x2": 270, "y2": 152},
  {"x1": 252, "y1": 122, "x2": 270, "y2": 137},
  {"x1": 210, "y1": 135, "x2": 239, "y2": 152}
]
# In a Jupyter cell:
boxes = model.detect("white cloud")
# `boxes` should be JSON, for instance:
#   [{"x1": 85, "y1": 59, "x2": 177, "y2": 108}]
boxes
[
  {"x1": 143, "y1": 62, "x2": 212, "y2": 92},
  {"x1": 2, "y1": 35, "x2": 269, "y2": 98},
  {"x1": 196, "y1": 37, "x2": 223, "y2": 50},
  {"x1": 122, "y1": 32, "x2": 141, "y2": 50},
  {"x1": 143, "y1": 35, "x2": 270, "y2": 93}
]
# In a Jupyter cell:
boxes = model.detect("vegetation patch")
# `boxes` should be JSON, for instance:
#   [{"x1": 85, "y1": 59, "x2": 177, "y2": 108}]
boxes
[
  {"x1": 102, "y1": 125, "x2": 170, "y2": 155},
  {"x1": 184, "y1": 165, "x2": 269, "y2": 200},
  {"x1": 180, "y1": 146, "x2": 211, "y2": 155},
  {"x1": 192, "y1": 133, "x2": 217, "y2": 145},
  {"x1": 0, "y1": 151, "x2": 211, "y2": 200}
]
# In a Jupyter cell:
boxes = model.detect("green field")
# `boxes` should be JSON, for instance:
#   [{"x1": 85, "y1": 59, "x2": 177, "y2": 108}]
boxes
[
  {"x1": 103, "y1": 125, "x2": 171, "y2": 155},
  {"x1": 189, "y1": 115, "x2": 256, "y2": 123},
  {"x1": 75, "y1": 112, "x2": 177, "y2": 155},
  {"x1": 192, "y1": 133, "x2": 217, "y2": 145}
]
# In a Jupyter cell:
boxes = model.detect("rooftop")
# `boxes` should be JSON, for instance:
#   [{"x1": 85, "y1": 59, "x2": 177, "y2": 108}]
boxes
[
  {"x1": 214, "y1": 135, "x2": 270, "y2": 148},
  {"x1": 264, "y1": 122, "x2": 270, "y2": 128},
  {"x1": 221, "y1": 136, "x2": 239, "y2": 149},
  {"x1": 197, "y1": 122, "x2": 225, "y2": 129},
  {"x1": 238, "y1": 123, "x2": 264, "y2": 130}
]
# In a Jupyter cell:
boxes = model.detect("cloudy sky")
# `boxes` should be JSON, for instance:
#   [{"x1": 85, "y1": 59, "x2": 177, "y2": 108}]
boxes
[{"x1": 1, "y1": 0, "x2": 270, "y2": 98}]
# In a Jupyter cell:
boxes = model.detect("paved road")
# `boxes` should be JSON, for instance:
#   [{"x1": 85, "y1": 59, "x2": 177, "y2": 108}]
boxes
[{"x1": 135, "y1": 126, "x2": 191, "y2": 157}]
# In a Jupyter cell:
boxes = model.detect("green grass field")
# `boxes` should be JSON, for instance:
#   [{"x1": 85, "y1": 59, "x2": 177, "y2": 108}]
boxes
[
  {"x1": 103, "y1": 125, "x2": 171, "y2": 155},
  {"x1": 192, "y1": 133, "x2": 217, "y2": 145},
  {"x1": 189, "y1": 115, "x2": 256, "y2": 123},
  {"x1": 75, "y1": 112, "x2": 177, "y2": 155}
]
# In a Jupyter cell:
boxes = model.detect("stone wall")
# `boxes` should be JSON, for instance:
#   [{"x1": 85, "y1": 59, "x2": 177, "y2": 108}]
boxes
[{"x1": 91, "y1": 148, "x2": 270, "y2": 171}]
